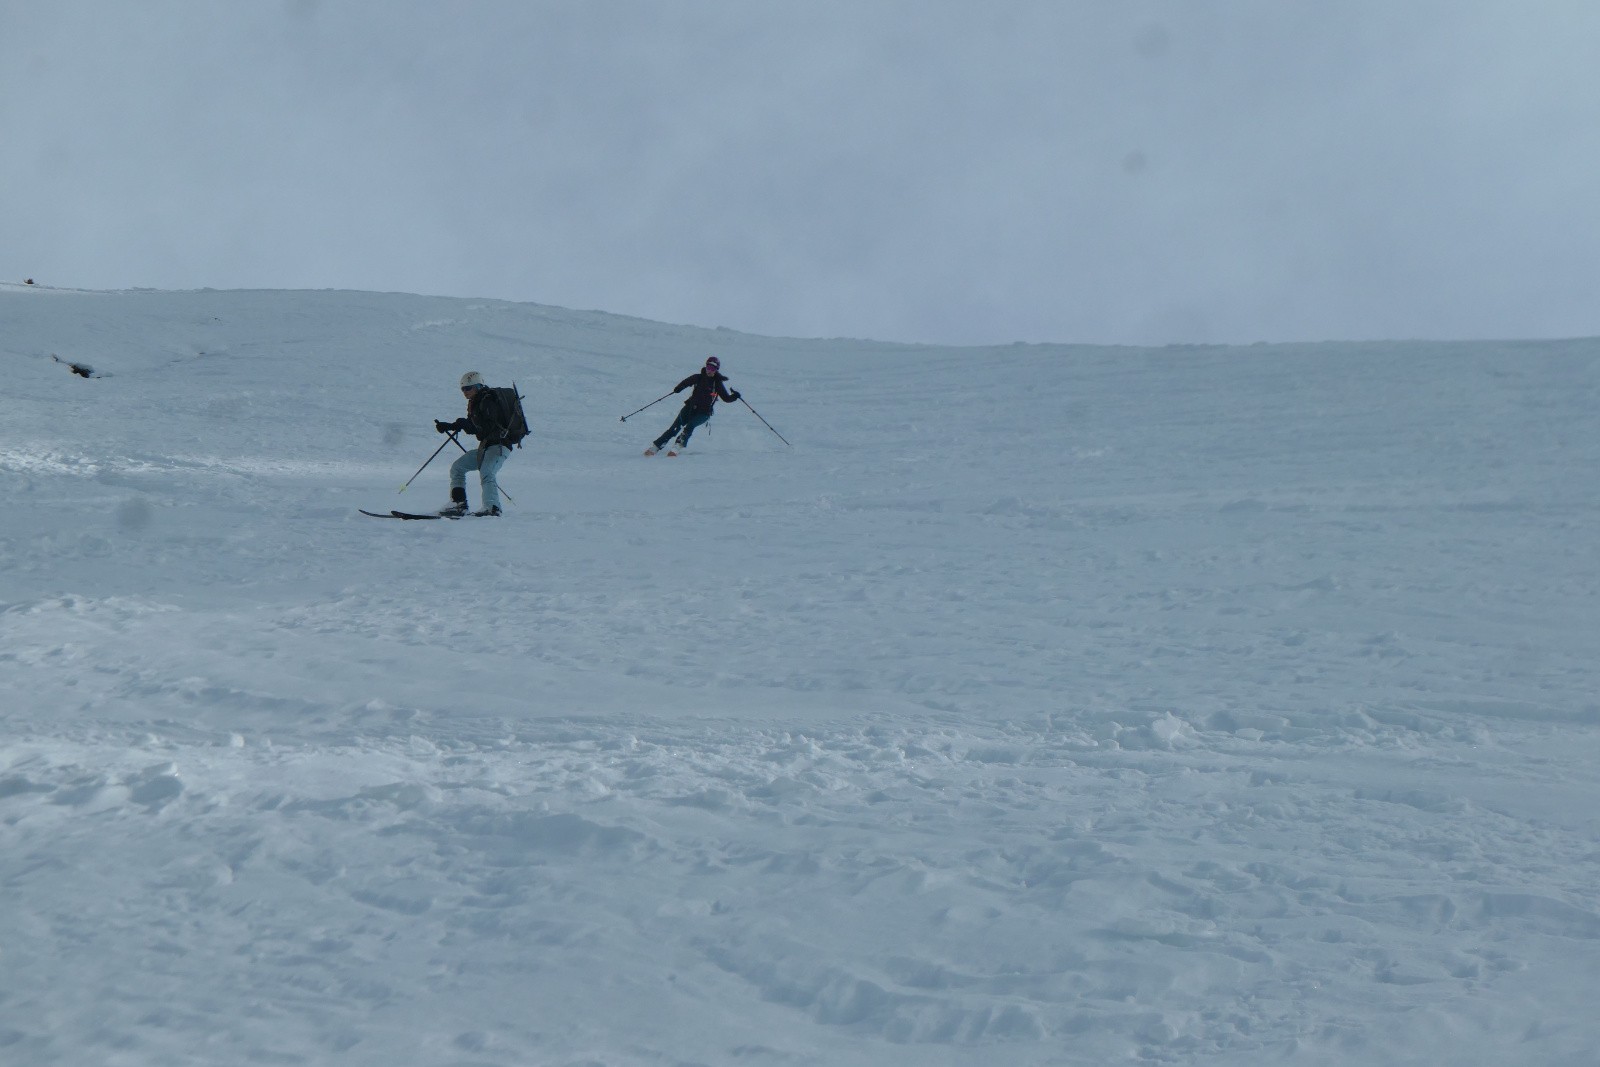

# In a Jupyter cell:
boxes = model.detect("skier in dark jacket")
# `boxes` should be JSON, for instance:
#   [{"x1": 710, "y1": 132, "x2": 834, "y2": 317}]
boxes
[
  {"x1": 645, "y1": 356, "x2": 740, "y2": 455},
  {"x1": 434, "y1": 371, "x2": 512, "y2": 516}
]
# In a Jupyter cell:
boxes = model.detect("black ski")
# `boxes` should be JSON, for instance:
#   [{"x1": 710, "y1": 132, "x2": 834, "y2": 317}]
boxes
[{"x1": 359, "y1": 509, "x2": 456, "y2": 520}]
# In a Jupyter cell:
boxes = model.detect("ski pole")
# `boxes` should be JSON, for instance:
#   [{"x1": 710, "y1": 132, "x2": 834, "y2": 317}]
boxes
[
  {"x1": 399, "y1": 431, "x2": 460, "y2": 493},
  {"x1": 740, "y1": 396, "x2": 791, "y2": 447},
  {"x1": 620, "y1": 392, "x2": 675, "y2": 422},
  {"x1": 449, "y1": 434, "x2": 515, "y2": 506}
]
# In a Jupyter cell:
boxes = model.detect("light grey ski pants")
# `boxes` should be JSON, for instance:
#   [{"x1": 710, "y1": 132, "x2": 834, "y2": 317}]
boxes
[{"x1": 449, "y1": 445, "x2": 510, "y2": 509}]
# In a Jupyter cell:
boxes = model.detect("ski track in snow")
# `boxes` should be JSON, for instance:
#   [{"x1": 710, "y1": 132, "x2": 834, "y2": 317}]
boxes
[{"x1": 2, "y1": 285, "x2": 1599, "y2": 1065}]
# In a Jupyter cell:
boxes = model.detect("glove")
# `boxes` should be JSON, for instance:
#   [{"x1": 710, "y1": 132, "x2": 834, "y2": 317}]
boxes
[
  {"x1": 728, "y1": 391, "x2": 741, "y2": 402},
  {"x1": 435, "y1": 419, "x2": 453, "y2": 434}
]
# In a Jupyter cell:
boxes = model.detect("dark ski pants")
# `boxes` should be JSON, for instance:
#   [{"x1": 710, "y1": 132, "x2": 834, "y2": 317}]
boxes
[{"x1": 654, "y1": 406, "x2": 711, "y2": 449}]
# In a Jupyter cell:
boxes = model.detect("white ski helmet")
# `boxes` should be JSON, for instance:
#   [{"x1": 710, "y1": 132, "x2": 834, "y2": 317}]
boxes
[{"x1": 460, "y1": 371, "x2": 485, "y2": 390}]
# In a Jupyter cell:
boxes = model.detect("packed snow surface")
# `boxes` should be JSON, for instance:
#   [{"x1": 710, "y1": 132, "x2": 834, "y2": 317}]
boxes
[{"x1": 2, "y1": 284, "x2": 1598, "y2": 1066}]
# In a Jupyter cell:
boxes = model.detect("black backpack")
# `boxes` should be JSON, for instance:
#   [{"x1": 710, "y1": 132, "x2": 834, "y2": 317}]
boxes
[{"x1": 480, "y1": 384, "x2": 531, "y2": 448}]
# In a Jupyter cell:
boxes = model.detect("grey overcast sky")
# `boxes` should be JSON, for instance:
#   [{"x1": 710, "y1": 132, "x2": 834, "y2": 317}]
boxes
[{"x1": 4, "y1": 1, "x2": 1600, "y2": 345}]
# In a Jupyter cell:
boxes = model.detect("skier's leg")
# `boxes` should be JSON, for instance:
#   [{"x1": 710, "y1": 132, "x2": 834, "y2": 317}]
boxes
[
  {"x1": 449, "y1": 450, "x2": 479, "y2": 501},
  {"x1": 477, "y1": 446, "x2": 509, "y2": 510},
  {"x1": 654, "y1": 409, "x2": 688, "y2": 450},
  {"x1": 676, "y1": 410, "x2": 710, "y2": 447},
  {"x1": 651, "y1": 413, "x2": 670, "y2": 450}
]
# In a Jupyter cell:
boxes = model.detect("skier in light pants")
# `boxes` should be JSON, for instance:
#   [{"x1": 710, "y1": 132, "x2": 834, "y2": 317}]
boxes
[{"x1": 434, "y1": 371, "x2": 512, "y2": 517}]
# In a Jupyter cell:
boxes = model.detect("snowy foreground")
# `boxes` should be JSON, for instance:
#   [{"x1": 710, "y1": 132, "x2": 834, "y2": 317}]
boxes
[{"x1": 2, "y1": 284, "x2": 1598, "y2": 1066}]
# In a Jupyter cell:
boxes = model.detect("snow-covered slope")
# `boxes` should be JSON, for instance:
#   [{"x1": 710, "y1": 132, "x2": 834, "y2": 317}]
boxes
[{"x1": 2, "y1": 283, "x2": 1598, "y2": 1065}]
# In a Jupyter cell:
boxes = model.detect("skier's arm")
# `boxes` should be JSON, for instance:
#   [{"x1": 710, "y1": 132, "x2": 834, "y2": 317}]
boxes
[
  {"x1": 458, "y1": 393, "x2": 489, "y2": 438},
  {"x1": 673, "y1": 375, "x2": 697, "y2": 393},
  {"x1": 716, "y1": 380, "x2": 740, "y2": 403}
]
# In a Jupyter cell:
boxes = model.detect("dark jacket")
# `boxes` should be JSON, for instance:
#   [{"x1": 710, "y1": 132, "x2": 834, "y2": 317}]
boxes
[
  {"x1": 442, "y1": 388, "x2": 515, "y2": 449},
  {"x1": 674, "y1": 371, "x2": 738, "y2": 414}
]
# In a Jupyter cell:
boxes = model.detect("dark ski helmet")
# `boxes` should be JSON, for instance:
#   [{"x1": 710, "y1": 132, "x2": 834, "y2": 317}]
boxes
[{"x1": 704, "y1": 357, "x2": 720, "y2": 373}]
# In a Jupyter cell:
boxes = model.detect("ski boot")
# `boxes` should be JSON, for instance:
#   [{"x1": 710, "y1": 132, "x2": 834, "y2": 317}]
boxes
[{"x1": 439, "y1": 486, "x2": 468, "y2": 518}]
